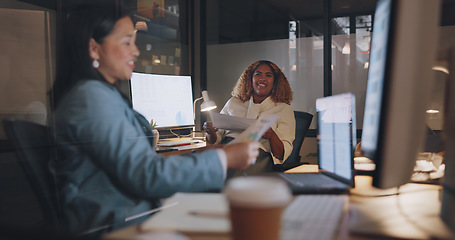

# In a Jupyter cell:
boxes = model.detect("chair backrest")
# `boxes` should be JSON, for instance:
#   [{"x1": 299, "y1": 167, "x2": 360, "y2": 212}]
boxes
[
  {"x1": 284, "y1": 111, "x2": 313, "y2": 164},
  {"x1": 3, "y1": 119, "x2": 60, "y2": 231}
]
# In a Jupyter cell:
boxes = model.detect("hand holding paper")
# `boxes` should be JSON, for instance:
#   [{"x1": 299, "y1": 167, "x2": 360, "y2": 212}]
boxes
[
  {"x1": 229, "y1": 114, "x2": 280, "y2": 144},
  {"x1": 209, "y1": 112, "x2": 256, "y2": 131}
]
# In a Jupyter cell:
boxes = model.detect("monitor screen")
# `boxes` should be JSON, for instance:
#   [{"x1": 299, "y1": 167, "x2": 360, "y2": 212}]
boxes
[
  {"x1": 361, "y1": 0, "x2": 440, "y2": 189},
  {"x1": 130, "y1": 72, "x2": 194, "y2": 129},
  {"x1": 316, "y1": 92, "x2": 356, "y2": 185}
]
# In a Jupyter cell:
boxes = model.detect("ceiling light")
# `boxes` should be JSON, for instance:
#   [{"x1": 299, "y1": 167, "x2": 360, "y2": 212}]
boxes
[
  {"x1": 342, "y1": 42, "x2": 350, "y2": 54},
  {"x1": 426, "y1": 109, "x2": 440, "y2": 114},
  {"x1": 135, "y1": 21, "x2": 148, "y2": 31},
  {"x1": 432, "y1": 60, "x2": 449, "y2": 75}
]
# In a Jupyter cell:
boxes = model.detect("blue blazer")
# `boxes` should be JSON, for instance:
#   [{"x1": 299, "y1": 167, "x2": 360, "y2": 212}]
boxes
[{"x1": 51, "y1": 80, "x2": 224, "y2": 234}]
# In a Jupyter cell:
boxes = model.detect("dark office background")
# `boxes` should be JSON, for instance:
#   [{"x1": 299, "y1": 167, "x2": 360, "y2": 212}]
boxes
[{"x1": 0, "y1": 0, "x2": 454, "y2": 236}]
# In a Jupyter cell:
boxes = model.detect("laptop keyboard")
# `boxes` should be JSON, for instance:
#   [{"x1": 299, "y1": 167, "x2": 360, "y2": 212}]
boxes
[
  {"x1": 279, "y1": 173, "x2": 341, "y2": 187},
  {"x1": 281, "y1": 194, "x2": 348, "y2": 240}
]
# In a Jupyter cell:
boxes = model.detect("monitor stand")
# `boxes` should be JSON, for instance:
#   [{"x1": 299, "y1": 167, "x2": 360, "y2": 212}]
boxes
[{"x1": 192, "y1": 129, "x2": 206, "y2": 141}]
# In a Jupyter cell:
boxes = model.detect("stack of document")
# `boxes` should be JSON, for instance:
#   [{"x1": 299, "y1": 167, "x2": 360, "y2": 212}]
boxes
[{"x1": 156, "y1": 138, "x2": 203, "y2": 147}]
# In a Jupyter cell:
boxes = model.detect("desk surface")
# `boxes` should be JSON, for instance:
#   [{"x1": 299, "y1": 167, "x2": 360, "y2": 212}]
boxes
[
  {"x1": 156, "y1": 137, "x2": 207, "y2": 156},
  {"x1": 103, "y1": 174, "x2": 453, "y2": 240}
]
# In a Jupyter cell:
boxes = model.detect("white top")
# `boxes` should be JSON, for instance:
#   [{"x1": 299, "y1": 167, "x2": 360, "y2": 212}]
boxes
[{"x1": 213, "y1": 96, "x2": 295, "y2": 164}]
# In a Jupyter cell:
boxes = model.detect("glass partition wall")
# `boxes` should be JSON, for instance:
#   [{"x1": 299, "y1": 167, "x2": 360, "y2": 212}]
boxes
[
  {"x1": 0, "y1": 0, "x2": 191, "y2": 141},
  {"x1": 0, "y1": 1, "x2": 56, "y2": 141},
  {"x1": 205, "y1": 0, "x2": 375, "y2": 132},
  {"x1": 1, "y1": 0, "x2": 453, "y2": 236},
  {"x1": 0, "y1": 0, "x2": 191, "y2": 230},
  {"x1": 204, "y1": 0, "x2": 376, "y2": 163},
  {"x1": 0, "y1": 0, "x2": 387, "y2": 142},
  {"x1": 331, "y1": 15, "x2": 372, "y2": 130}
]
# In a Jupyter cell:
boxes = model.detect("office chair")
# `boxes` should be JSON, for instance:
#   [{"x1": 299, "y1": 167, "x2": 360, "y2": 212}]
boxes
[
  {"x1": 274, "y1": 111, "x2": 313, "y2": 172},
  {"x1": 3, "y1": 119, "x2": 61, "y2": 232}
]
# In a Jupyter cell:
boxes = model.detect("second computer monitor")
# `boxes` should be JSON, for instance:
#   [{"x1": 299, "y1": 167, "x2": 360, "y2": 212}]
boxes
[
  {"x1": 361, "y1": 0, "x2": 441, "y2": 189},
  {"x1": 130, "y1": 72, "x2": 194, "y2": 130}
]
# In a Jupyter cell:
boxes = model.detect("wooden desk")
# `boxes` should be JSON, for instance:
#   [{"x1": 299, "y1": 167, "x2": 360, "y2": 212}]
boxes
[{"x1": 103, "y1": 175, "x2": 453, "y2": 240}]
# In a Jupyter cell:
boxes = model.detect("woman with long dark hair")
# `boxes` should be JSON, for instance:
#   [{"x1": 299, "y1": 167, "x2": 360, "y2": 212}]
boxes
[{"x1": 50, "y1": 5, "x2": 259, "y2": 235}]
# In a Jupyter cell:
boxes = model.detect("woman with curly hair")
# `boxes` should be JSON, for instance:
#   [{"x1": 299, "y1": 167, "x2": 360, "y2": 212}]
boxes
[{"x1": 204, "y1": 60, "x2": 295, "y2": 177}]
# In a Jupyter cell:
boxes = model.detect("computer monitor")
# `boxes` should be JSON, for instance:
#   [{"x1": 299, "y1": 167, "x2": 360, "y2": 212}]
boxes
[
  {"x1": 441, "y1": 46, "x2": 455, "y2": 234},
  {"x1": 316, "y1": 92, "x2": 356, "y2": 186},
  {"x1": 130, "y1": 72, "x2": 195, "y2": 130},
  {"x1": 361, "y1": 0, "x2": 441, "y2": 189}
]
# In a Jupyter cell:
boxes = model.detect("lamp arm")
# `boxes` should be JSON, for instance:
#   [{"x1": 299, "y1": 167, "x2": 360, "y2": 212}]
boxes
[{"x1": 193, "y1": 97, "x2": 203, "y2": 121}]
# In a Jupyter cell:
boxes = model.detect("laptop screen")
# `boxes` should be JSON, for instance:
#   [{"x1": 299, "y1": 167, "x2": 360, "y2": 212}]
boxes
[{"x1": 316, "y1": 93, "x2": 356, "y2": 183}]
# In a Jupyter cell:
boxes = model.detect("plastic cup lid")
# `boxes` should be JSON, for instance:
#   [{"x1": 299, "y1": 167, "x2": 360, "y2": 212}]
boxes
[{"x1": 223, "y1": 176, "x2": 292, "y2": 208}]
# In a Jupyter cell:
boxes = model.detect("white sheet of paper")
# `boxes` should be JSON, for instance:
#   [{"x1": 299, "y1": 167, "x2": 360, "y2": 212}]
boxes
[
  {"x1": 230, "y1": 114, "x2": 280, "y2": 144},
  {"x1": 140, "y1": 193, "x2": 230, "y2": 234},
  {"x1": 209, "y1": 112, "x2": 256, "y2": 131}
]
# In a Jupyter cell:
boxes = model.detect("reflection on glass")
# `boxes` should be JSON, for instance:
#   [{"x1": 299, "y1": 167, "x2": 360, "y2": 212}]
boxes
[{"x1": 134, "y1": 0, "x2": 187, "y2": 75}]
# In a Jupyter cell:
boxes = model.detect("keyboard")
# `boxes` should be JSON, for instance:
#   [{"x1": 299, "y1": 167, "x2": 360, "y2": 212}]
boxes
[
  {"x1": 279, "y1": 173, "x2": 340, "y2": 187},
  {"x1": 281, "y1": 194, "x2": 348, "y2": 240},
  {"x1": 277, "y1": 173, "x2": 351, "y2": 194}
]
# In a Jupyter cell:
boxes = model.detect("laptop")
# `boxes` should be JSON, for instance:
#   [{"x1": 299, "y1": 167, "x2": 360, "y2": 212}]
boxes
[{"x1": 269, "y1": 93, "x2": 357, "y2": 194}]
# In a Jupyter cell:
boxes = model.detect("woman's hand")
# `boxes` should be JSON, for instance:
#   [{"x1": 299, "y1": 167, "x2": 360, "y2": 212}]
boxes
[
  {"x1": 262, "y1": 128, "x2": 275, "y2": 139},
  {"x1": 223, "y1": 142, "x2": 260, "y2": 169},
  {"x1": 203, "y1": 121, "x2": 219, "y2": 144},
  {"x1": 262, "y1": 128, "x2": 284, "y2": 160}
]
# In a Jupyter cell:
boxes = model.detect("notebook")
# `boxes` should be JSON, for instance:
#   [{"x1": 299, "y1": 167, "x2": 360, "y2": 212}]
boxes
[{"x1": 270, "y1": 93, "x2": 357, "y2": 194}]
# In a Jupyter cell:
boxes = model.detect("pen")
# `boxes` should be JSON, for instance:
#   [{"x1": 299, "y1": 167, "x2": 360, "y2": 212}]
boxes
[
  {"x1": 126, "y1": 201, "x2": 179, "y2": 222},
  {"x1": 175, "y1": 142, "x2": 192, "y2": 146},
  {"x1": 189, "y1": 211, "x2": 227, "y2": 218}
]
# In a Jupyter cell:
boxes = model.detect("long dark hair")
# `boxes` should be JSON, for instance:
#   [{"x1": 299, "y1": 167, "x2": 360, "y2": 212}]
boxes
[{"x1": 51, "y1": 4, "x2": 132, "y2": 107}]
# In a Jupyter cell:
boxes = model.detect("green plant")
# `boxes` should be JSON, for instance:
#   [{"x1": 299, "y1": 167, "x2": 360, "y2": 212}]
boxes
[{"x1": 150, "y1": 119, "x2": 157, "y2": 129}]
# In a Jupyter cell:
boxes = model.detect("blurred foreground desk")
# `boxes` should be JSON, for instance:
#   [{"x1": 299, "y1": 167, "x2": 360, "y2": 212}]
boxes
[
  {"x1": 103, "y1": 175, "x2": 453, "y2": 240},
  {"x1": 346, "y1": 176, "x2": 452, "y2": 239}
]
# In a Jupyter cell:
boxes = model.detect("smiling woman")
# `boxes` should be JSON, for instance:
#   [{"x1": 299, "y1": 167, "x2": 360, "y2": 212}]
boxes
[
  {"x1": 49, "y1": 5, "x2": 260, "y2": 236},
  {"x1": 204, "y1": 60, "x2": 295, "y2": 178},
  {"x1": 89, "y1": 16, "x2": 139, "y2": 84},
  {"x1": 252, "y1": 63, "x2": 275, "y2": 103}
]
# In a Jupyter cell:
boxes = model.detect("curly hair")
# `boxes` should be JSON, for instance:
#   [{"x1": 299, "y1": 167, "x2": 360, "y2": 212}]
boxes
[{"x1": 231, "y1": 60, "x2": 293, "y2": 105}]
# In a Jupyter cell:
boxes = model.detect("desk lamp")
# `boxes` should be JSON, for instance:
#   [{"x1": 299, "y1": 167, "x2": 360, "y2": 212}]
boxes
[
  {"x1": 193, "y1": 90, "x2": 217, "y2": 117},
  {"x1": 193, "y1": 91, "x2": 217, "y2": 136},
  {"x1": 200, "y1": 91, "x2": 217, "y2": 112}
]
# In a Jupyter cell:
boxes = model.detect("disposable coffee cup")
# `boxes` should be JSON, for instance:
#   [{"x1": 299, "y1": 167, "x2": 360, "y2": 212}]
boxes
[{"x1": 224, "y1": 176, "x2": 292, "y2": 240}]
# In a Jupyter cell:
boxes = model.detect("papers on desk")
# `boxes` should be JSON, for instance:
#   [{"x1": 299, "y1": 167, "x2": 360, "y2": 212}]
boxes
[
  {"x1": 140, "y1": 193, "x2": 230, "y2": 234},
  {"x1": 209, "y1": 112, "x2": 256, "y2": 131},
  {"x1": 156, "y1": 138, "x2": 203, "y2": 147}
]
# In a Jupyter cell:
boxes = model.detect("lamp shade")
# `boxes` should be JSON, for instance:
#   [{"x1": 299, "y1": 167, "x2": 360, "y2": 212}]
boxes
[
  {"x1": 201, "y1": 101, "x2": 217, "y2": 112},
  {"x1": 200, "y1": 90, "x2": 217, "y2": 111}
]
